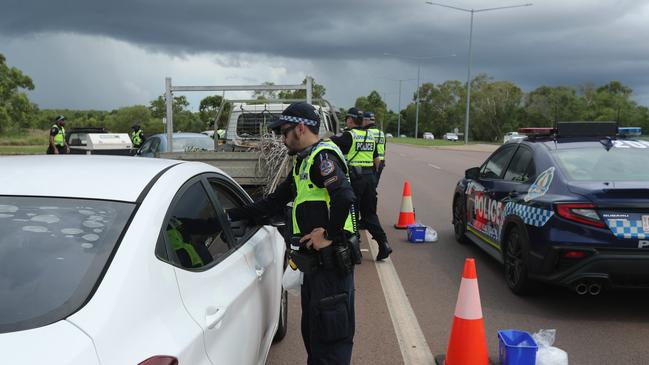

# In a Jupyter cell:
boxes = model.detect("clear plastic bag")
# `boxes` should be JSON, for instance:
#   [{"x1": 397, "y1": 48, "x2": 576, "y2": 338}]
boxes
[
  {"x1": 282, "y1": 266, "x2": 303, "y2": 296},
  {"x1": 425, "y1": 227, "x2": 438, "y2": 242},
  {"x1": 532, "y1": 329, "x2": 569, "y2": 365}
]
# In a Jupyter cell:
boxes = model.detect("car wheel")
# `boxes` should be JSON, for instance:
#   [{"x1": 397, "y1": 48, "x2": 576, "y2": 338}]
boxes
[
  {"x1": 453, "y1": 196, "x2": 469, "y2": 244},
  {"x1": 273, "y1": 255, "x2": 289, "y2": 343},
  {"x1": 503, "y1": 226, "x2": 534, "y2": 295}
]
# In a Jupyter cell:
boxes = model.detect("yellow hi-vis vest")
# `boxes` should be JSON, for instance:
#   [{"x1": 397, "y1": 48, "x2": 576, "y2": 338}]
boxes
[
  {"x1": 130, "y1": 130, "x2": 143, "y2": 146},
  {"x1": 167, "y1": 218, "x2": 204, "y2": 267},
  {"x1": 368, "y1": 127, "x2": 385, "y2": 161},
  {"x1": 291, "y1": 140, "x2": 354, "y2": 235},
  {"x1": 51, "y1": 124, "x2": 65, "y2": 147},
  {"x1": 345, "y1": 128, "x2": 375, "y2": 167}
]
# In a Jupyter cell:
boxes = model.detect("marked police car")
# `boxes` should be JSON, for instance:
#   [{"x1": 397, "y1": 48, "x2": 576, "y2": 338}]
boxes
[{"x1": 452, "y1": 122, "x2": 649, "y2": 295}]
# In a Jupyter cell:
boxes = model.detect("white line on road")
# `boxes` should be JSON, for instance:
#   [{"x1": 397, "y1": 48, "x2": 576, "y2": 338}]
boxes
[
  {"x1": 363, "y1": 230, "x2": 435, "y2": 365},
  {"x1": 360, "y1": 248, "x2": 369, "y2": 252},
  {"x1": 428, "y1": 163, "x2": 441, "y2": 170}
]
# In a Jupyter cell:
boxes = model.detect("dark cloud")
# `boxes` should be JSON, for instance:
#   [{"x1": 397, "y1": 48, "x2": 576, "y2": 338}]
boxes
[{"x1": 1, "y1": 0, "x2": 649, "y2": 109}]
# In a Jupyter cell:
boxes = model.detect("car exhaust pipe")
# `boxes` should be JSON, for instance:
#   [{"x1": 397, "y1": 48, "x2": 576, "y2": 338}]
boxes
[
  {"x1": 575, "y1": 282, "x2": 588, "y2": 295},
  {"x1": 588, "y1": 283, "x2": 602, "y2": 296}
]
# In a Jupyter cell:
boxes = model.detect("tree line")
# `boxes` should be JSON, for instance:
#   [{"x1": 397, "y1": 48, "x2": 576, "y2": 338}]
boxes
[{"x1": 2, "y1": 53, "x2": 648, "y2": 141}]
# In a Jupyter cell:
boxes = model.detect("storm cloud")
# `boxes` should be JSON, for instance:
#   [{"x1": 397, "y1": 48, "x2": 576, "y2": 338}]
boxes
[{"x1": 2, "y1": 0, "x2": 649, "y2": 110}]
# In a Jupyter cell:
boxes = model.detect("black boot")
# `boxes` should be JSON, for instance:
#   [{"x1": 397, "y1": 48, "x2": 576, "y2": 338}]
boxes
[{"x1": 376, "y1": 241, "x2": 393, "y2": 261}]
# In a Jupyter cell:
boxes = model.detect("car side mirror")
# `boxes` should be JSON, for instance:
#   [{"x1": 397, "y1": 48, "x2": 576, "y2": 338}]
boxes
[{"x1": 465, "y1": 167, "x2": 480, "y2": 180}]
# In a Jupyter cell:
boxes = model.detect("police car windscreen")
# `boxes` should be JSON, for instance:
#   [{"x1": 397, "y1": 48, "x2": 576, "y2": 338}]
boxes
[
  {"x1": 553, "y1": 141, "x2": 649, "y2": 181},
  {"x1": 0, "y1": 197, "x2": 134, "y2": 333},
  {"x1": 172, "y1": 136, "x2": 215, "y2": 152}
]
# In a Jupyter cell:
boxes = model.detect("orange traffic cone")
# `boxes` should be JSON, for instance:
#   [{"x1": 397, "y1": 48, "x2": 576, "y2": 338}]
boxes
[
  {"x1": 435, "y1": 258, "x2": 489, "y2": 365},
  {"x1": 394, "y1": 181, "x2": 415, "y2": 229}
]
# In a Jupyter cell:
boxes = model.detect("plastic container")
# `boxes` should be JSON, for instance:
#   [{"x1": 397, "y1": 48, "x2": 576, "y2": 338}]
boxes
[
  {"x1": 407, "y1": 224, "x2": 427, "y2": 243},
  {"x1": 498, "y1": 329, "x2": 538, "y2": 365}
]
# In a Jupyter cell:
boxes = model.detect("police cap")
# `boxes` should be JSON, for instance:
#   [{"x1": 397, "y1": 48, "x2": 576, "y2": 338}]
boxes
[
  {"x1": 269, "y1": 102, "x2": 320, "y2": 131},
  {"x1": 363, "y1": 111, "x2": 374, "y2": 120},
  {"x1": 55, "y1": 115, "x2": 65, "y2": 123},
  {"x1": 346, "y1": 107, "x2": 362, "y2": 119}
]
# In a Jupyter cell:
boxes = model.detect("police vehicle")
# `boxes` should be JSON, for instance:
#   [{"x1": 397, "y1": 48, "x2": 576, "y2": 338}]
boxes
[{"x1": 452, "y1": 122, "x2": 649, "y2": 295}]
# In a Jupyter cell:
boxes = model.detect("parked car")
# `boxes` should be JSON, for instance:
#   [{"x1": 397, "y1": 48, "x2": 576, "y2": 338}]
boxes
[
  {"x1": 443, "y1": 133, "x2": 459, "y2": 141},
  {"x1": 399, "y1": 134, "x2": 407, "y2": 138},
  {"x1": 0, "y1": 155, "x2": 287, "y2": 364},
  {"x1": 137, "y1": 132, "x2": 215, "y2": 157},
  {"x1": 452, "y1": 122, "x2": 649, "y2": 295},
  {"x1": 503, "y1": 131, "x2": 526, "y2": 143},
  {"x1": 385, "y1": 133, "x2": 394, "y2": 138},
  {"x1": 67, "y1": 127, "x2": 135, "y2": 156},
  {"x1": 423, "y1": 132, "x2": 434, "y2": 140}
]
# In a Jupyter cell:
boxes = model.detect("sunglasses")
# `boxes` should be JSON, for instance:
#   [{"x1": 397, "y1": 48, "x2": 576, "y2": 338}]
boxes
[{"x1": 280, "y1": 124, "x2": 298, "y2": 138}]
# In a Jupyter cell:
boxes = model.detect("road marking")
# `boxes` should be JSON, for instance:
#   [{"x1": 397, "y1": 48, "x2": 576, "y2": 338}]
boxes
[
  {"x1": 363, "y1": 230, "x2": 435, "y2": 365},
  {"x1": 428, "y1": 164, "x2": 441, "y2": 170},
  {"x1": 399, "y1": 153, "x2": 406, "y2": 157},
  {"x1": 361, "y1": 248, "x2": 369, "y2": 252}
]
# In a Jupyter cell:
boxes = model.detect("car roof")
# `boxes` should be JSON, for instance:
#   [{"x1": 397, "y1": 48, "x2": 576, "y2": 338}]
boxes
[{"x1": 0, "y1": 155, "x2": 181, "y2": 202}]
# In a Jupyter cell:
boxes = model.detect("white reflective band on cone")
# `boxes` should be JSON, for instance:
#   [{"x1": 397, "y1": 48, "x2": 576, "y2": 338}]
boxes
[
  {"x1": 454, "y1": 278, "x2": 483, "y2": 320},
  {"x1": 400, "y1": 196, "x2": 413, "y2": 213}
]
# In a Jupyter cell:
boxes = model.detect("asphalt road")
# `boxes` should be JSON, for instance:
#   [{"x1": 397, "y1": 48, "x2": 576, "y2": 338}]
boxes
[{"x1": 268, "y1": 142, "x2": 649, "y2": 364}]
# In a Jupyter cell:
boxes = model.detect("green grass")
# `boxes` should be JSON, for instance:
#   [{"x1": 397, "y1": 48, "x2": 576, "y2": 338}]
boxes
[
  {"x1": 0, "y1": 145, "x2": 45, "y2": 155},
  {"x1": 0, "y1": 129, "x2": 49, "y2": 155}
]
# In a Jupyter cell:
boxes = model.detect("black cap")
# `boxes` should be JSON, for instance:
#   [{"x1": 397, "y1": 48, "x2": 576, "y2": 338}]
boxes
[
  {"x1": 269, "y1": 102, "x2": 320, "y2": 131},
  {"x1": 363, "y1": 111, "x2": 374, "y2": 119},
  {"x1": 346, "y1": 107, "x2": 362, "y2": 119},
  {"x1": 55, "y1": 115, "x2": 65, "y2": 123},
  {"x1": 132, "y1": 124, "x2": 140, "y2": 130}
]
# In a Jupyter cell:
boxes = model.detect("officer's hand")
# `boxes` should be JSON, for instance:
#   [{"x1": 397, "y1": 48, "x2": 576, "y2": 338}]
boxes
[
  {"x1": 65, "y1": 146, "x2": 70, "y2": 154},
  {"x1": 300, "y1": 227, "x2": 332, "y2": 251}
]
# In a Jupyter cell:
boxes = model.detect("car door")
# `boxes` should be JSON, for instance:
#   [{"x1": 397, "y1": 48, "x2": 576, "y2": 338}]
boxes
[
  {"x1": 466, "y1": 145, "x2": 517, "y2": 248},
  {"x1": 205, "y1": 176, "x2": 282, "y2": 359},
  {"x1": 163, "y1": 176, "x2": 262, "y2": 365}
]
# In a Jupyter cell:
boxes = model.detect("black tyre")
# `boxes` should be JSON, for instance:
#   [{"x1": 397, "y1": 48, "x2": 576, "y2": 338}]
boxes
[
  {"x1": 273, "y1": 255, "x2": 289, "y2": 343},
  {"x1": 503, "y1": 226, "x2": 534, "y2": 295},
  {"x1": 453, "y1": 196, "x2": 469, "y2": 244}
]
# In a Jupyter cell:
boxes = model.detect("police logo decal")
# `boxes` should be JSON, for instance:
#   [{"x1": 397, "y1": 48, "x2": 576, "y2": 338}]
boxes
[{"x1": 320, "y1": 159, "x2": 335, "y2": 176}]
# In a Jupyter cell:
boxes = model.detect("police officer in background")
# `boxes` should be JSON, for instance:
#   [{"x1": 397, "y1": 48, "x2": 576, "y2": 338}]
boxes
[
  {"x1": 227, "y1": 102, "x2": 357, "y2": 364},
  {"x1": 47, "y1": 115, "x2": 70, "y2": 155},
  {"x1": 332, "y1": 108, "x2": 392, "y2": 261},
  {"x1": 363, "y1": 112, "x2": 386, "y2": 183},
  {"x1": 130, "y1": 124, "x2": 146, "y2": 149}
]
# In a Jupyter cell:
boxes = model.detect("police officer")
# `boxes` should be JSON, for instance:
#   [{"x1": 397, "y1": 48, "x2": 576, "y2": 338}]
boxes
[
  {"x1": 332, "y1": 108, "x2": 392, "y2": 261},
  {"x1": 227, "y1": 102, "x2": 357, "y2": 365},
  {"x1": 47, "y1": 115, "x2": 70, "y2": 155},
  {"x1": 130, "y1": 124, "x2": 146, "y2": 148},
  {"x1": 363, "y1": 112, "x2": 386, "y2": 183}
]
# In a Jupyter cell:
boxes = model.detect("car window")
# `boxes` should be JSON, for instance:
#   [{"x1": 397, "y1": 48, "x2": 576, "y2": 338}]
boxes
[
  {"x1": 138, "y1": 139, "x2": 154, "y2": 154},
  {"x1": 164, "y1": 182, "x2": 231, "y2": 269},
  {"x1": 553, "y1": 144, "x2": 649, "y2": 181},
  {"x1": 68, "y1": 133, "x2": 88, "y2": 146},
  {"x1": 150, "y1": 138, "x2": 161, "y2": 153},
  {"x1": 207, "y1": 180, "x2": 258, "y2": 244},
  {"x1": 480, "y1": 145, "x2": 516, "y2": 179},
  {"x1": 504, "y1": 147, "x2": 535, "y2": 182},
  {"x1": 171, "y1": 137, "x2": 214, "y2": 152},
  {"x1": 0, "y1": 197, "x2": 134, "y2": 333}
]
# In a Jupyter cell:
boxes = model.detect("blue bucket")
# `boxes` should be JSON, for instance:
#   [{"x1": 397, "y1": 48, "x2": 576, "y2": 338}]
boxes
[
  {"x1": 407, "y1": 224, "x2": 426, "y2": 243},
  {"x1": 498, "y1": 329, "x2": 538, "y2": 365}
]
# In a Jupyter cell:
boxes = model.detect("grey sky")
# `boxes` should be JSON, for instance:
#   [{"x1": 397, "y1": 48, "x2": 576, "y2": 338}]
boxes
[{"x1": 2, "y1": 0, "x2": 649, "y2": 112}]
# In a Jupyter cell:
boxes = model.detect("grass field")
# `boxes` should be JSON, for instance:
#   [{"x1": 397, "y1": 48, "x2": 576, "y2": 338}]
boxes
[
  {"x1": 0, "y1": 130, "x2": 48, "y2": 155},
  {"x1": 0, "y1": 145, "x2": 45, "y2": 155},
  {"x1": 387, "y1": 137, "x2": 493, "y2": 146}
]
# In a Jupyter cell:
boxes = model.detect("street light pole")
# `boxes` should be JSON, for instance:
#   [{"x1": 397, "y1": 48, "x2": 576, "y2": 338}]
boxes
[
  {"x1": 425, "y1": 1, "x2": 533, "y2": 144},
  {"x1": 397, "y1": 79, "x2": 402, "y2": 137},
  {"x1": 415, "y1": 61, "x2": 421, "y2": 139}
]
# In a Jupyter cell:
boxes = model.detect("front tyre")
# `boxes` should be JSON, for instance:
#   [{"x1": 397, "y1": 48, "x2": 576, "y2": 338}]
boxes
[{"x1": 453, "y1": 195, "x2": 469, "y2": 244}]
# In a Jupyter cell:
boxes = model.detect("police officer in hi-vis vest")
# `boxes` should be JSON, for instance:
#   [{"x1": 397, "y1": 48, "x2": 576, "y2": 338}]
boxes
[
  {"x1": 130, "y1": 124, "x2": 146, "y2": 149},
  {"x1": 363, "y1": 112, "x2": 386, "y2": 183},
  {"x1": 47, "y1": 115, "x2": 70, "y2": 155},
  {"x1": 227, "y1": 102, "x2": 357, "y2": 364},
  {"x1": 332, "y1": 108, "x2": 392, "y2": 261}
]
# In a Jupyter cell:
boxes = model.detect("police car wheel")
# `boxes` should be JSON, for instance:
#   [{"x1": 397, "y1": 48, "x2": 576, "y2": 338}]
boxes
[
  {"x1": 503, "y1": 226, "x2": 533, "y2": 294},
  {"x1": 453, "y1": 196, "x2": 469, "y2": 244},
  {"x1": 273, "y1": 255, "x2": 289, "y2": 343}
]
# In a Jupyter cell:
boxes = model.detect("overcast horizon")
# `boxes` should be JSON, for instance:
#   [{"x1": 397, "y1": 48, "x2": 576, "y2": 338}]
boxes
[{"x1": 2, "y1": 0, "x2": 649, "y2": 112}]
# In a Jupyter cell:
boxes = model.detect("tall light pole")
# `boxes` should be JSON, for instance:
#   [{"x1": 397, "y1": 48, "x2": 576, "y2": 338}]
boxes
[
  {"x1": 380, "y1": 77, "x2": 416, "y2": 137},
  {"x1": 384, "y1": 53, "x2": 455, "y2": 138},
  {"x1": 425, "y1": 2, "x2": 532, "y2": 144}
]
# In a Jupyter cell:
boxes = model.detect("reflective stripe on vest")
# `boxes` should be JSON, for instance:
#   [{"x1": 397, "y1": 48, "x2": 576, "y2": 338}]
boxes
[
  {"x1": 52, "y1": 125, "x2": 65, "y2": 147},
  {"x1": 167, "y1": 220, "x2": 204, "y2": 267},
  {"x1": 291, "y1": 140, "x2": 354, "y2": 235},
  {"x1": 130, "y1": 130, "x2": 143, "y2": 145},
  {"x1": 368, "y1": 127, "x2": 385, "y2": 161},
  {"x1": 345, "y1": 129, "x2": 375, "y2": 167}
]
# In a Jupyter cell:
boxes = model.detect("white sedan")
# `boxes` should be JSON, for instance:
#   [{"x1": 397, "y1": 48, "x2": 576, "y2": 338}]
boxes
[{"x1": 0, "y1": 155, "x2": 287, "y2": 365}]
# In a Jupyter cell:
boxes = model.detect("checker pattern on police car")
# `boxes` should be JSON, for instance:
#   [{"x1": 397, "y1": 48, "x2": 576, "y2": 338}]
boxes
[
  {"x1": 504, "y1": 202, "x2": 554, "y2": 227},
  {"x1": 606, "y1": 219, "x2": 648, "y2": 239}
]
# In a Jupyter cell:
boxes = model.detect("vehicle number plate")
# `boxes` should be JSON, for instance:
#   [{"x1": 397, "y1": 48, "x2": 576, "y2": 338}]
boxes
[{"x1": 643, "y1": 215, "x2": 649, "y2": 232}]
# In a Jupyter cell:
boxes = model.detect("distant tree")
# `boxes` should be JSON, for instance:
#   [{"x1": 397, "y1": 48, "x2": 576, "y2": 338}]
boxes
[
  {"x1": 469, "y1": 75, "x2": 524, "y2": 141},
  {"x1": 355, "y1": 91, "x2": 387, "y2": 129},
  {"x1": 199, "y1": 95, "x2": 230, "y2": 129},
  {"x1": 149, "y1": 95, "x2": 190, "y2": 119},
  {"x1": 277, "y1": 78, "x2": 326, "y2": 100},
  {"x1": 104, "y1": 105, "x2": 154, "y2": 133},
  {"x1": 0, "y1": 53, "x2": 38, "y2": 133},
  {"x1": 524, "y1": 86, "x2": 581, "y2": 126},
  {"x1": 252, "y1": 82, "x2": 278, "y2": 100}
]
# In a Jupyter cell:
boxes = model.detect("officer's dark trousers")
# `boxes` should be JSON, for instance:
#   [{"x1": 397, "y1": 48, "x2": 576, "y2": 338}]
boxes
[
  {"x1": 351, "y1": 173, "x2": 388, "y2": 244},
  {"x1": 46, "y1": 146, "x2": 67, "y2": 154},
  {"x1": 301, "y1": 269, "x2": 355, "y2": 365}
]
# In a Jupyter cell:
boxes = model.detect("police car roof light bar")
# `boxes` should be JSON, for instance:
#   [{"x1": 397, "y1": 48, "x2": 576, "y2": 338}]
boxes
[{"x1": 556, "y1": 121, "x2": 618, "y2": 138}]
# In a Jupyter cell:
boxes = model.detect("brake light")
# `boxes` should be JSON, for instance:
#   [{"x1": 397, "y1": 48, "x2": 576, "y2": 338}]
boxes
[
  {"x1": 555, "y1": 203, "x2": 606, "y2": 228},
  {"x1": 562, "y1": 250, "x2": 588, "y2": 258},
  {"x1": 138, "y1": 356, "x2": 178, "y2": 365}
]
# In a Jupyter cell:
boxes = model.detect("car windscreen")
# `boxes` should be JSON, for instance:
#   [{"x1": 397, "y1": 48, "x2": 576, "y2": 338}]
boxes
[
  {"x1": 553, "y1": 142, "x2": 649, "y2": 181},
  {"x1": 0, "y1": 197, "x2": 134, "y2": 333},
  {"x1": 171, "y1": 137, "x2": 215, "y2": 152}
]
